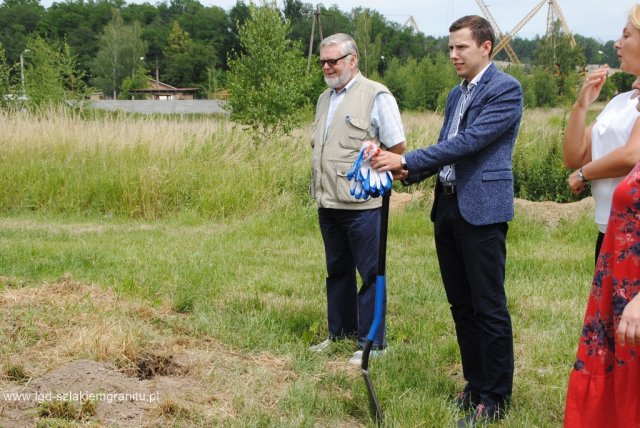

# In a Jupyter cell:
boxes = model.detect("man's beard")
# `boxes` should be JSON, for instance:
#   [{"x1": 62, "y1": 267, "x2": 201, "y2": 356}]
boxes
[{"x1": 324, "y1": 66, "x2": 352, "y2": 89}]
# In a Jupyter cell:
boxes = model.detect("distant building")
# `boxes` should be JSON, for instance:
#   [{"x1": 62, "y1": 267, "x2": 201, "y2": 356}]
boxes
[
  {"x1": 585, "y1": 64, "x2": 620, "y2": 75},
  {"x1": 88, "y1": 91, "x2": 104, "y2": 100},
  {"x1": 130, "y1": 79, "x2": 200, "y2": 100}
]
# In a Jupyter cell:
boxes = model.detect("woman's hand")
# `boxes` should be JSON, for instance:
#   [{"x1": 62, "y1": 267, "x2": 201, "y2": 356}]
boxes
[
  {"x1": 618, "y1": 294, "x2": 640, "y2": 347},
  {"x1": 567, "y1": 169, "x2": 587, "y2": 195},
  {"x1": 575, "y1": 65, "x2": 609, "y2": 110}
]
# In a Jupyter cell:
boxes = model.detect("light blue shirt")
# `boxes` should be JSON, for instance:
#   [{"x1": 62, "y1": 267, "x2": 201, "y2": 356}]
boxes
[{"x1": 325, "y1": 73, "x2": 405, "y2": 148}]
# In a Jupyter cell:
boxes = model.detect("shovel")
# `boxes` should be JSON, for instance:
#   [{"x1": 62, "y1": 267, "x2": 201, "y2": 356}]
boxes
[{"x1": 361, "y1": 192, "x2": 389, "y2": 427}]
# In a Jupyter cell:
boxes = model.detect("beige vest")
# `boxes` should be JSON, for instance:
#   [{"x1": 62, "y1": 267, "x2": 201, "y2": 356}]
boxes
[{"x1": 310, "y1": 75, "x2": 390, "y2": 209}]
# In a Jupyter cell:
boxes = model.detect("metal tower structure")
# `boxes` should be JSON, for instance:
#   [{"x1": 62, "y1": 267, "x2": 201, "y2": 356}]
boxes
[
  {"x1": 477, "y1": 0, "x2": 576, "y2": 62},
  {"x1": 475, "y1": 0, "x2": 521, "y2": 63},
  {"x1": 306, "y1": 5, "x2": 333, "y2": 74},
  {"x1": 403, "y1": 16, "x2": 420, "y2": 33}
]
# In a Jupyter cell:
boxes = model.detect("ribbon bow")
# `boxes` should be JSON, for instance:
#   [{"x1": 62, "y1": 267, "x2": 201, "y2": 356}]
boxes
[{"x1": 346, "y1": 140, "x2": 393, "y2": 200}]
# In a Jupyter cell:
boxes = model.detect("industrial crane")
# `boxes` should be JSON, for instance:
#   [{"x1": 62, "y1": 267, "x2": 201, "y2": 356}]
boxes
[
  {"x1": 476, "y1": 0, "x2": 576, "y2": 62},
  {"x1": 404, "y1": 16, "x2": 420, "y2": 33},
  {"x1": 546, "y1": 0, "x2": 576, "y2": 47},
  {"x1": 474, "y1": 0, "x2": 521, "y2": 63}
]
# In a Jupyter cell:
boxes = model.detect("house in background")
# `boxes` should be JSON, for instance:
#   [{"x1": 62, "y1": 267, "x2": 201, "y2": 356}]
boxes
[{"x1": 130, "y1": 79, "x2": 200, "y2": 100}]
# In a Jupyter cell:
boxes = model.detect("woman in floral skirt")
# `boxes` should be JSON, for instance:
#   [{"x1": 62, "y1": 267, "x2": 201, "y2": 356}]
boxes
[{"x1": 564, "y1": 95, "x2": 640, "y2": 427}]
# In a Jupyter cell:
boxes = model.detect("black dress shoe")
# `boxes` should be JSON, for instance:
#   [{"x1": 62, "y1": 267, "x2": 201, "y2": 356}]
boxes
[
  {"x1": 453, "y1": 391, "x2": 476, "y2": 412},
  {"x1": 456, "y1": 403, "x2": 504, "y2": 428}
]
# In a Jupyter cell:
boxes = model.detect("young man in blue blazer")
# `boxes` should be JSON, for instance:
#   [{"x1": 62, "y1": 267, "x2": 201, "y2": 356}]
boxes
[{"x1": 372, "y1": 15, "x2": 523, "y2": 427}]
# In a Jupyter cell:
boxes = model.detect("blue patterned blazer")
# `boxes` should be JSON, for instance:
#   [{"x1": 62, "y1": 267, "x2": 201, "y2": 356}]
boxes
[{"x1": 404, "y1": 63, "x2": 523, "y2": 226}]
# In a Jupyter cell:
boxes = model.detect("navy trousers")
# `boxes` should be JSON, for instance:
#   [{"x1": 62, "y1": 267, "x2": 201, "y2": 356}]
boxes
[
  {"x1": 318, "y1": 207, "x2": 386, "y2": 349},
  {"x1": 433, "y1": 191, "x2": 513, "y2": 407}
]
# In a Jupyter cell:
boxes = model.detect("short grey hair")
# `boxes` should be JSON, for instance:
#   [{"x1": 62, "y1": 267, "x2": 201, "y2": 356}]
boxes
[{"x1": 319, "y1": 33, "x2": 359, "y2": 58}]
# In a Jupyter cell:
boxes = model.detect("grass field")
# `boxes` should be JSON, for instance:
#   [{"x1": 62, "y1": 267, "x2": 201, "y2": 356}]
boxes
[{"x1": 0, "y1": 107, "x2": 598, "y2": 427}]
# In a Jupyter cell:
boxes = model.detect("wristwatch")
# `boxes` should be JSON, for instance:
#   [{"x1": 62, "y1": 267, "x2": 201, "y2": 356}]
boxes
[
  {"x1": 577, "y1": 167, "x2": 587, "y2": 182},
  {"x1": 401, "y1": 155, "x2": 409, "y2": 171}
]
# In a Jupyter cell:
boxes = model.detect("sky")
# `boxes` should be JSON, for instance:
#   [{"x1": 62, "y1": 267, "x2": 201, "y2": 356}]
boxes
[
  {"x1": 34, "y1": 0, "x2": 630, "y2": 43},
  {"x1": 191, "y1": 0, "x2": 630, "y2": 43}
]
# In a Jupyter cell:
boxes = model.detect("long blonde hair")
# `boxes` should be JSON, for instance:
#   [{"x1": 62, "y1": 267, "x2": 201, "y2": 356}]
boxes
[{"x1": 630, "y1": 4, "x2": 640, "y2": 30}]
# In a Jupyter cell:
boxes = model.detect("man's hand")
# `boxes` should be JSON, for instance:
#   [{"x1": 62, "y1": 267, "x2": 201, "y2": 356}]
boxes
[
  {"x1": 568, "y1": 170, "x2": 587, "y2": 195},
  {"x1": 371, "y1": 151, "x2": 403, "y2": 172},
  {"x1": 618, "y1": 294, "x2": 640, "y2": 346}
]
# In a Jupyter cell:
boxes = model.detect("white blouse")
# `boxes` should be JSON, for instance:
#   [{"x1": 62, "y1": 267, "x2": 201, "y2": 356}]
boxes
[{"x1": 591, "y1": 90, "x2": 640, "y2": 232}]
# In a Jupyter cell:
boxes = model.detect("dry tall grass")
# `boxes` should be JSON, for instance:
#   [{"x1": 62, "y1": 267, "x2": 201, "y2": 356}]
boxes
[
  {"x1": 0, "y1": 104, "x2": 595, "y2": 221},
  {"x1": 0, "y1": 107, "x2": 233, "y2": 151},
  {"x1": 0, "y1": 107, "x2": 309, "y2": 219}
]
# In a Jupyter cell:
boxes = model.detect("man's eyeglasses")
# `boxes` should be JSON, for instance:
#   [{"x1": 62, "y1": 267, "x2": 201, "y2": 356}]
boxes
[{"x1": 317, "y1": 54, "x2": 351, "y2": 67}]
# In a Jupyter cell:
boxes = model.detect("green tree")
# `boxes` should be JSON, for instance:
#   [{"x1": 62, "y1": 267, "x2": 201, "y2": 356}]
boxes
[
  {"x1": 162, "y1": 20, "x2": 191, "y2": 84},
  {"x1": 22, "y1": 35, "x2": 65, "y2": 104},
  {"x1": 382, "y1": 53, "x2": 457, "y2": 111},
  {"x1": 91, "y1": 11, "x2": 147, "y2": 99},
  {"x1": 425, "y1": 53, "x2": 459, "y2": 111},
  {"x1": 226, "y1": 0, "x2": 251, "y2": 65},
  {"x1": 204, "y1": 65, "x2": 224, "y2": 99},
  {"x1": 175, "y1": 2, "x2": 225, "y2": 73},
  {"x1": 353, "y1": 9, "x2": 381, "y2": 78},
  {"x1": 36, "y1": 0, "x2": 113, "y2": 76},
  {"x1": 504, "y1": 65, "x2": 536, "y2": 108},
  {"x1": 137, "y1": 15, "x2": 171, "y2": 69},
  {"x1": 381, "y1": 56, "x2": 407, "y2": 109},
  {"x1": 610, "y1": 71, "x2": 635, "y2": 93},
  {"x1": 59, "y1": 41, "x2": 88, "y2": 100},
  {"x1": 532, "y1": 66, "x2": 558, "y2": 107},
  {"x1": 226, "y1": 1, "x2": 312, "y2": 137},
  {"x1": 597, "y1": 75, "x2": 617, "y2": 102},
  {"x1": 0, "y1": 0, "x2": 44, "y2": 63},
  {"x1": 161, "y1": 20, "x2": 217, "y2": 89},
  {"x1": 534, "y1": 21, "x2": 585, "y2": 102},
  {"x1": 600, "y1": 40, "x2": 619, "y2": 68},
  {"x1": 0, "y1": 42, "x2": 10, "y2": 106},
  {"x1": 120, "y1": 63, "x2": 149, "y2": 99},
  {"x1": 283, "y1": 0, "x2": 313, "y2": 56}
]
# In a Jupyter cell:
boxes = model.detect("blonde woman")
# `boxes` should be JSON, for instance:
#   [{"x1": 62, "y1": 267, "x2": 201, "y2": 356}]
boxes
[
  {"x1": 563, "y1": 5, "x2": 640, "y2": 263},
  {"x1": 564, "y1": 6, "x2": 640, "y2": 427}
]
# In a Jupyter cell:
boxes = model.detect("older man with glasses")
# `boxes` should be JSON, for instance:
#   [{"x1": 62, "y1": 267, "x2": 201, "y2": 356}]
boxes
[{"x1": 309, "y1": 33, "x2": 405, "y2": 365}]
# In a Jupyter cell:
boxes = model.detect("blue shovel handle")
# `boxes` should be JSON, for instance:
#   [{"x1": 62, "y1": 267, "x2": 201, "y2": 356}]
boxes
[{"x1": 362, "y1": 192, "x2": 389, "y2": 371}]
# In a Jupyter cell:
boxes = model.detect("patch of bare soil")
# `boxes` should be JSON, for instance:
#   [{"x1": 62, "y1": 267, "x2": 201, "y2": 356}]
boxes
[
  {"x1": 389, "y1": 189, "x2": 425, "y2": 212},
  {"x1": 514, "y1": 196, "x2": 595, "y2": 227},
  {"x1": 390, "y1": 189, "x2": 594, "y2": 228},
  {"x1": 0, "y1": 280, "x2": 295, "y2": 427}
]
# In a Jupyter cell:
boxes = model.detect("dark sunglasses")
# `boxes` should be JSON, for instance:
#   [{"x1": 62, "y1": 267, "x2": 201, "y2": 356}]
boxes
[{"x1": 317, "y1": 53, "x2": 351, "y2": 67}]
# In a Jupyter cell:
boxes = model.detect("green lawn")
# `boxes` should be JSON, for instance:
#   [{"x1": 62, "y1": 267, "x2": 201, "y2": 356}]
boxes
[
  {"x1": 0, "y1": 201, "x2": 595, "y2": 427},
  {"x1": 0, "y1": 108, "x2": 598, "y2": 426}
]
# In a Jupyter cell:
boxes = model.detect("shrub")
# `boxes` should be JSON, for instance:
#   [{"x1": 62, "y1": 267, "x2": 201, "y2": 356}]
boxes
[
  {"x1": 513, "y1": 109, "x2": 587, "y2": 202},
  {"x1": 382, "y1": 53, "x2": 457, "y2": 111}
]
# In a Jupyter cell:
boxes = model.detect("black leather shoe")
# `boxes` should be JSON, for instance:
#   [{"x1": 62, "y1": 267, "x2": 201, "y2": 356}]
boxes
[
  {"x1": 456, "y1": 403, "x2": 504, "y2": 428},
  {"x1": 453, "y1": 391, "x2": 476, "y2": 412}
]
